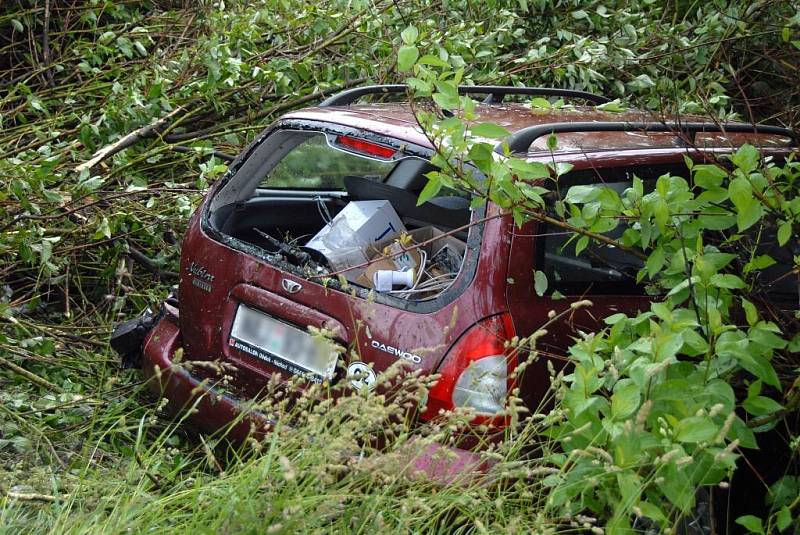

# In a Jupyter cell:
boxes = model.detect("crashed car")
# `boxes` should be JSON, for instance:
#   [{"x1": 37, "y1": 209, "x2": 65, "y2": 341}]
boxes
[{"x1": 112, "y1": 84, "x2": 798, "y2": 473}]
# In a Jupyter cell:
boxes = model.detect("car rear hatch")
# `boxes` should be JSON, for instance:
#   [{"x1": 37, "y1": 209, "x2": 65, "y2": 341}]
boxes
[{"x1": 175, "y1": 120, "x2": 508, "y2": 399}]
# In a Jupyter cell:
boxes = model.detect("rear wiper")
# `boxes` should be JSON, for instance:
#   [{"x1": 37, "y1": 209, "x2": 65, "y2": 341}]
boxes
[{"x1": 252, "y1": 227, "x2": 312, "y2": 265}]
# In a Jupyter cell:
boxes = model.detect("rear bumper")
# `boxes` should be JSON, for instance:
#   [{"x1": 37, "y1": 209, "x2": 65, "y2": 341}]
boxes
[
  {"x1": 127, "y1": 304, "x2": 494, "y2": 481},
  {"x1": 140, "y1": 311, "x2": 273, "y2": 442}
]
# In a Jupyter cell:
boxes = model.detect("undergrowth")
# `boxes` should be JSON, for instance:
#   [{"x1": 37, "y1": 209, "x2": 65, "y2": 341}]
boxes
[{"x1": 1, "y1": 1, "x2": 799, "y2": 533}]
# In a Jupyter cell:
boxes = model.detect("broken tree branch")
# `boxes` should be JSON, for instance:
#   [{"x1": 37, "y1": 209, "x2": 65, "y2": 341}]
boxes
[{"x1": 75, "y1": 107, "x2": 184, "y2": 172}]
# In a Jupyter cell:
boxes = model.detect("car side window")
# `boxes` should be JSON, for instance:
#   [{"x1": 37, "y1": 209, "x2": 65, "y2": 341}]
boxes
[
  {"x1": 261, "y1": 132, "x2": 396, "y2": 190},
  {"x1": 535, "y1": 166, "x2": 667, "y2": 296}
]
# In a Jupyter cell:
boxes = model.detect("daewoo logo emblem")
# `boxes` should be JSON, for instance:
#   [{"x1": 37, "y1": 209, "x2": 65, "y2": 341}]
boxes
[{"x1": 281, "y1": 279, "x2": 302, "y2": 294}]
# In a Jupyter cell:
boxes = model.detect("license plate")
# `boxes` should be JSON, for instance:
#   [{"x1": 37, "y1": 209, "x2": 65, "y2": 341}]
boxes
[{"x1": 228, "y1": 304, "x2": 339, "y2": 382}]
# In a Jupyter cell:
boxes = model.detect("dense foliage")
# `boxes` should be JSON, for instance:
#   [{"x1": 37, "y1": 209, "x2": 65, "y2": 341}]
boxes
[{"x1": 1, "y1": 0, "x2": 798, "y2": 533}]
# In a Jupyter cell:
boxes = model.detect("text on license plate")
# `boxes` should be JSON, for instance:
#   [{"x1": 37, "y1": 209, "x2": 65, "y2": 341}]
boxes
[{"x1": 228, "y1": 304, "x2": 339, "y2": 382}]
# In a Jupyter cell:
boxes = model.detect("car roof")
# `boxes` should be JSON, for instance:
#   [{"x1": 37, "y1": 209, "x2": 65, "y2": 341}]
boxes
[{"x1": 283, "y1": 102, "x2": 794, "y2": 158}]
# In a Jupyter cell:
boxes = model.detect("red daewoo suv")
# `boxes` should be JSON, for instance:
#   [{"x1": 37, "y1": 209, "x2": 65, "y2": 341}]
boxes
[{"x1": 112, "y1": 85, "x2": 797, "y2": 471}]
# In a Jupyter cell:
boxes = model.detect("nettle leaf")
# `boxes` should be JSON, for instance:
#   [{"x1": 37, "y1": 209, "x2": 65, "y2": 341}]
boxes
[
  {"x1": 470, "y1": 123, "x2": 511, "y2": 139},
  {"x1": 93, "y1": 217, "x2": 112, "y2": 240}
]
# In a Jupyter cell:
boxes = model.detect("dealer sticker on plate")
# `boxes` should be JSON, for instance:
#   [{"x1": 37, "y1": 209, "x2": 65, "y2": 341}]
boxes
[{"x1": 228, "y1": 304, "x2": 339, "y2": 383}]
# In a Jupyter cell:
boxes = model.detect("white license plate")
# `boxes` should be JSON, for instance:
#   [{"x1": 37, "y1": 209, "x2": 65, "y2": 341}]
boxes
[{"x1": 228, "y1": 304, "x2": 339, "y2": 382}]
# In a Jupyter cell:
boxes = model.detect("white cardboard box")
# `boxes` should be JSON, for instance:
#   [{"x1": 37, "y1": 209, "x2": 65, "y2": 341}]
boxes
[{"x1": 305, "y1": 200, "x2": 405, "y2": 275}]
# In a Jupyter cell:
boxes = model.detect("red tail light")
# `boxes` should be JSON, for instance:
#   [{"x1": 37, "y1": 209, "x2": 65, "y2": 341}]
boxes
[
  {"x1": 335, "y1": 135, "x2": 396, "y2": 159},
  {"x1": 421, "y1": 314, "x2": 516, "y2": 423}
]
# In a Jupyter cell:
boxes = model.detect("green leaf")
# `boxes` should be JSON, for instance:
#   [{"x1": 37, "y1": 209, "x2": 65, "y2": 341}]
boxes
[
  {"x1": 98, "y1": 31, "x2": 116, "y2": 45},
  {"x1": 397, "y1": 45, "x2": 419, "y2": 72},
  {"x1": 554, "y1": 162, "x2": 573, "y2": 176},
  {"x1": 729, "y1": 416, "x2": 758, "y2": 448},
  {"x1": 574, "y1": 235, "x2": 589, "y2": 256},
  {"x1": 529, "y1": 97, "x2": 551, "y2": 109},
  {"x1": 735, "y1": 515, "x2": 765, "y2": 534},
  {"x1": 400, "y1": 26, "x2": 418, "y2": 45},
  {"x1": 741, "y1": 298, "x2": 759, "y2": 326},
  {"x1": 731, "y1": 144, "x2": 760, "y2": 174},
  {"x1": 729, "y1": 176, "x2": 752, "y2": 208},
  {"x1": 546, "y1": 134, "x2": 558, "y2": 151},
  {"x1": 468, "y1": 143, "x2": 494, "y2": 174},
  {"x1": 737, "y1": 352, "x2": 781, "y2": 388},
  {"x1": 470, "y1": 122, "x2": 511, "y2": 138},
  {"x1": 646, "y1": 247, "x2": 665, "y2": 278},
  {"x1": 745, "y1": 254, "x2": 776, "y2": 273},
  {"x1": 776, "y1": 506, "x2": 792, "y2": 531},
  {"x1": 509, "y1": 159, "x2": 550, "y2": 179},
  {"x1": 693, "y1": 164, "x2": 728, "y2": 189},
  {"x1": 534, "y1": 270, "x2": 548, "y2": 296},
  {"x1": 432, "y1": 91, "x2": 459, "y2": 110},
  {"x1": 611, "y1": 379, "x2": 640, "y2": 419},
  {"x1": 596, "y1": 99, "x2": 627, "y2": 113},
  {"x1": 742, "y1": 395, "x2": 782, "y2": 417},
  {"x1": 564, "y1": 185, "x2": 599, "y2": 203},
  {"x1": 768, "y1": 476, "x2": 800, "y2": 507},
  {"x1": 709, "y1": 273, "x2": 746, "y2": 289},
  {"x1": 417, "y1": 54, "x2": 449, "y2": 68},
  {"x1": 94, "y1": 217, "x2": 112, "y2": 240},
  {"x1": 417, "y1": 174, "x2": 442, "y2": 206},
  {"x1": 777, "y1": 221, "x2": 792, "y2": 246},
  {"x1": 737, "y1": 200, "x2": 763, "y2": 232},
  {"x1": 11, "y1": 19, "x2": 23, "y2": 32},
  {"x1": 674, "y1": 416, "x2": 718, "y2": 443}
]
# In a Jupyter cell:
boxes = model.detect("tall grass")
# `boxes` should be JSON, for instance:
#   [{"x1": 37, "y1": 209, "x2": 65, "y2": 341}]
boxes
[{"x1": 1, "y1": 356, "x2": 564, "y2": 534}]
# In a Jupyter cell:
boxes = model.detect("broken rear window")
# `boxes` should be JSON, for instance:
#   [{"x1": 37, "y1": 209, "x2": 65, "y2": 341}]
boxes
[{"x1": 261, "y1": 132, "x2": 398, "y2": 190}]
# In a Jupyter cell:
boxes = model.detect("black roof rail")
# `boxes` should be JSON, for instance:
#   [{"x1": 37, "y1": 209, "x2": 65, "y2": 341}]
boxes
[
  {"x1": 318, "y1": 84, "x2": 611, "y2": 107},
  {"x1": 495, "y1": 121, "x2": 799, "y2": 155}
]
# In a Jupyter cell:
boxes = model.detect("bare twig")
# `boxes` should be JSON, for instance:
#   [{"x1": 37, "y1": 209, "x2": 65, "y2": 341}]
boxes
[
  {"x1": 0, "y1": 353, "x2": 65, "y2": 394},
  {"x1": 128, "y1": 246, "x2": 179, "y2": 280},
  {"x1": 42, "y1": 0, "x2": 54, "y2": 87}
]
